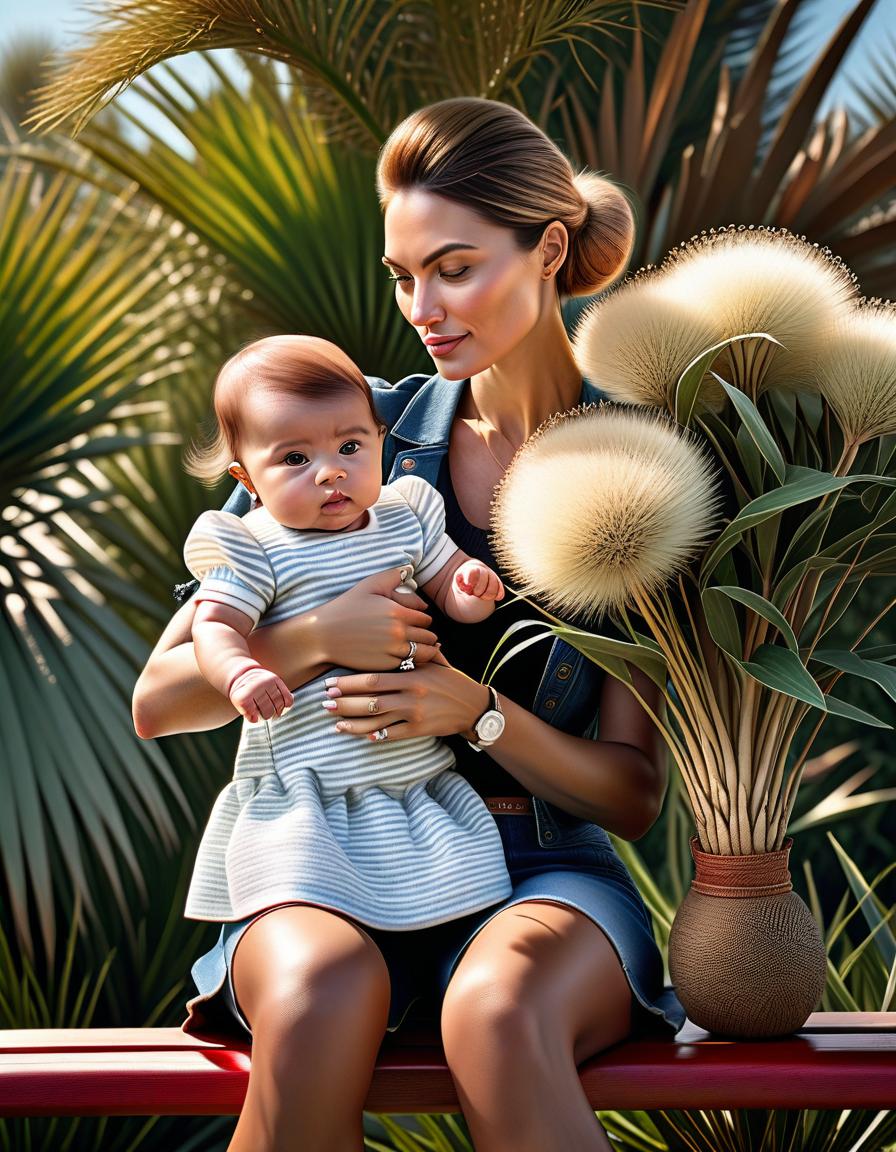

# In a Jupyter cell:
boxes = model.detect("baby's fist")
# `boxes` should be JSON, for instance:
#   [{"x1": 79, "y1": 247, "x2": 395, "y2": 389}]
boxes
[
  {"x1": 229, "y1": 666, "x2": 294, "y2": 723},
  {"x1": 455, "y1": 561, "x2": 504, "y2": 601}
]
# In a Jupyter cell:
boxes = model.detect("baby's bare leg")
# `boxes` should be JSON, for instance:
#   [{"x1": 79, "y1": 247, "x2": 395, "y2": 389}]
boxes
[
  {"x1": 441, "y1": 900, "x2": 632, "y2": 1152},
  {"x1": 228, "y1": 904, "x2": 390, "y2": 1152}
]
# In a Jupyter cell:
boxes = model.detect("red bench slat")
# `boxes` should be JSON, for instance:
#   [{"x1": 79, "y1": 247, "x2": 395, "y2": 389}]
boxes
[{"x1": 1, "y1": 1014, "x2": 894, "y2": 1116}]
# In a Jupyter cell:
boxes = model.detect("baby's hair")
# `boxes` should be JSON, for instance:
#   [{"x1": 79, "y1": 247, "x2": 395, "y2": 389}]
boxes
[
  {"x1": 377, "y1": 97, "x2": 634, "y2": 298},
  {"x1": 186, "y1": 335, "x2": 386, "y2": 484}
]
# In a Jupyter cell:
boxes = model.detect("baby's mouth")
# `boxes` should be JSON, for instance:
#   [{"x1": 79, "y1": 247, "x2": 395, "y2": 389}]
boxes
[{"x1": 322, "y1": 492, "x2": 349, "y2": 509}]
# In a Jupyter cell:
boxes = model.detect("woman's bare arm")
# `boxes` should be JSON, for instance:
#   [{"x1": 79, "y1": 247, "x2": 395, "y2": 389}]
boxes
[
  {"x1": 132, "y1": 567, "x2": 440, "y2": 739},
  {"x1": 488, "y1": 669, "x2": 667, "y2": 840}
]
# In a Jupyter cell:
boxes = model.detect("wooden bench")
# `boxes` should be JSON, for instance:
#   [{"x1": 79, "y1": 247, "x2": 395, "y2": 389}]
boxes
[{"x1": 2, "y1": 1013, "x2": 894, "y2": 1116}]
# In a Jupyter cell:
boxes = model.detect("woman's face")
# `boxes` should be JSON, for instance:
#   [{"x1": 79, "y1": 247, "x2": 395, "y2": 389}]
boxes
[{"x1": 383, "y1": 189, "x2": 548, "y2": 380}]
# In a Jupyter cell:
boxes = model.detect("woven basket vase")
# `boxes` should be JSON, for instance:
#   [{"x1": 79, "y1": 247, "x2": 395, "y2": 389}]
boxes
[{"x1": 668, "y1": 836, "x2": 827, "y2": 1038}]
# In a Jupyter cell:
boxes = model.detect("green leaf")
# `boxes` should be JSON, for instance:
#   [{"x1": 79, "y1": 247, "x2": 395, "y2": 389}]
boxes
[
  {"x1": 740, "y1": 644, "x2": 826, "y2": 708},
  {"x1": 828, "y1": 834, "x2": 896, "y2": 972},
  {"x1": 810, "y1": 649, "x2": 896, "y2": 705},
  {"x1": 701, "y1": 467, "x2": 853, "y2": 585},
  {"x1": 714, "y1": 372, "x2": 786, "y2": 483},
  {"x1": 821, "y1": 694, "x2": 894, "y2": 729},
  {"x1": 552, "y1": 624, "x2": 669, "y2": 689},
  {"x1": 700, "y1": 586, "x2": 743, "y2": 658},
  {"x1": 712, "y1": 586, "x2": 799, "y2": 651},
  {"x1": 674, "y1": 332, "x2": 780, "y2": 427}
]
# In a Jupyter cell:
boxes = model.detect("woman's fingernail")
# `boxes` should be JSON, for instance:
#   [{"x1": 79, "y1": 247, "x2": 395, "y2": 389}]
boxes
[
  {"x1": 326, "y1": 686, "x2": 342, "y2": 698},
  {"x1": 321, "y1": 700, "x2": 338, "y2": 710},
  {"x1": 324, "y1": 677, "x2": 338, "y2": 688}
]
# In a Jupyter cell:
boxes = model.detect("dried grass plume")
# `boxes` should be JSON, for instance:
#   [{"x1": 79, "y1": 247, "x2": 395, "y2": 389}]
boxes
[
  {"x1": 572, "y1": 275, "x2": 722, "y2": 411},
  {"x1": 491, "y1": 405, "x2": 723, "y2": 621},
  {"x1": 816, "y1": 301, "x2": 896, "y2": 449},
  {"x1": 659, "y1": 226, "x2": 859, "y2": 396}
]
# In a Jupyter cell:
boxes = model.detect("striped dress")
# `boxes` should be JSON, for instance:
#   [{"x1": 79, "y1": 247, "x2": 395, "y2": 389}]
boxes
[{"x1": 182, "y1": 475, "x2": 512, "y2": 930}]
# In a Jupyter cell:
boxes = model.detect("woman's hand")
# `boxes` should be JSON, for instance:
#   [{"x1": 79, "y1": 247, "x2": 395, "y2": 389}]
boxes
[
  {"x1": 314, "y1": 567, "x2": 442, "y2": 671},
  {"x1": 321, "y1": 659, "x2": 489, "y2": 742}
]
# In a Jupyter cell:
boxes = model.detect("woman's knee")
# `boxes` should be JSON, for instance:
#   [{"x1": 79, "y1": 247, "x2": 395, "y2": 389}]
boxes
[
  {"x1": 233, "y1": 906, "x2": 391, "y2": 1045},
  {"x1": 441, "y1": 961, "x2": 545, "y2": 1071}
]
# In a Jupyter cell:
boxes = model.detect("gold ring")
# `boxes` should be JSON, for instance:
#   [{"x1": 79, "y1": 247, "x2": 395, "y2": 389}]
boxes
[{"x1": 368, "y1": 698, "x2": 378, "y2": 714}]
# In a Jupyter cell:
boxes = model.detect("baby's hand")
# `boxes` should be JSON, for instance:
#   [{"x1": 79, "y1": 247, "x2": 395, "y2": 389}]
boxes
[
  {"x1": 228, "y1": 666, "x2": 294, "y2": 723},
  {"x1": 454, "y1": 561, "x2": 504, "y2": 602}
]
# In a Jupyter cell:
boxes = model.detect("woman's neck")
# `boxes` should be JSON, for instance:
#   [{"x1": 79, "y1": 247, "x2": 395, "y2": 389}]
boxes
[{"x1": 467, "y1": 305, "x2": 582, "y2": 447}]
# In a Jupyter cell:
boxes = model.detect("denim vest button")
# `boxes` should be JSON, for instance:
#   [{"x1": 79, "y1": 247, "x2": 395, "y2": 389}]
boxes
[
  {"x1": 544, "y1": 698, "x2": 557, "y2": 710},
  {"x1": 556, "y1": 663, "x2": 572, "y2": 680},
  {"x1": 401, "y1": 457, "x2": 416, "y2": 470},
  {"x1": 543, "y1": 830, "x2": 554, "y2": 841}
]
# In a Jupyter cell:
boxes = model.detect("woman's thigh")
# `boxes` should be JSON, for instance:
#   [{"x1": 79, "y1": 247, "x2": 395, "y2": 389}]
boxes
[{"x1": 441, "y1": 898, "x2": 632, "y2": 1067}]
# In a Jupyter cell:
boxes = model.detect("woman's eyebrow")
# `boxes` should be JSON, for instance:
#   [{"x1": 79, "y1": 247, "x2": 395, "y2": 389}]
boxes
[{"x1": 382, "y1": 242, "x2": 478, "y2": 270}]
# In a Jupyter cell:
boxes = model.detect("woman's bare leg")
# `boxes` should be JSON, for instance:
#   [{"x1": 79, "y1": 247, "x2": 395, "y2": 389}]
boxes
[
  {"x1": 227, "y1": 904, "x2": 390, "y2": 1152},
  {"x1": 440, "y1": 900, "x2": 632, "y2": 1152}
]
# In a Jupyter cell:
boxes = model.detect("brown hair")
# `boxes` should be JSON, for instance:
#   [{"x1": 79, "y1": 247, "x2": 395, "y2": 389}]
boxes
[
  {"x1": 186, "y1": 335, "x2": 385, "y2": 484},
  {"x1": 376, "y1": 98, "x2": 634, "y2": 297}
]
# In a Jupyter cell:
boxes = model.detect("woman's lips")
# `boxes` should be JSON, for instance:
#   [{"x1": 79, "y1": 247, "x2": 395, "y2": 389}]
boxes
[{"x1": 425, "y1": 333, "x2": 468, "y2": 358}]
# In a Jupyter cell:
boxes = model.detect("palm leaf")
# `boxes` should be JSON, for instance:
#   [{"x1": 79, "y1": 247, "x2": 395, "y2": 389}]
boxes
[
  {"x1": 0, "y1": 162, "x2": 206, "y2": 958},
  {"x1": 27, "y1": 0, "x2": 676, "y2": 146},
  {"x1": 28, "y1": 0, "x2": 424, "y2": 146},
  {"x1": 48, "y1": 55, "x2": 429, "y2": 382}
]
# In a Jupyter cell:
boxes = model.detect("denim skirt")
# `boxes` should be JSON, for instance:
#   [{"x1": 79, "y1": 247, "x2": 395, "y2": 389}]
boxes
[{"x1": 180, "y1": 806, "x2": 686, "y2": 1039}]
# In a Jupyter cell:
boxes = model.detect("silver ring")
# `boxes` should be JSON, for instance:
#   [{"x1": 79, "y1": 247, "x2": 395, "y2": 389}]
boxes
[
  {"x1": 367, "y1": 698, "x2": 378, "y2": 714},
  {"x1": 372, "y1": 727, "x2": 389, "y2": 741},
  {"x1": 406, "y1": 640, "x2": 417, "y2": 660}
]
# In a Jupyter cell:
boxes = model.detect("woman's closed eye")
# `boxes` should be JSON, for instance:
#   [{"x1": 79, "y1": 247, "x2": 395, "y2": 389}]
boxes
[{"x1": 386, "y1": 266, "x2": 469, "y2": 283}]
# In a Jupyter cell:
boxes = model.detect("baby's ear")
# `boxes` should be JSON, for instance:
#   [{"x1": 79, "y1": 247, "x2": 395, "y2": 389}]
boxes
[{"x1": 228, "y1": 461, "x2": 256, "y2": 494}]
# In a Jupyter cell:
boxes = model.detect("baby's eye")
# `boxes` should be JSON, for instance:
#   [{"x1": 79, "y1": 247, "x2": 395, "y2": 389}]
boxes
[
  {"x1": 339, "y1": 440, "x2": 361, "y2": 455},
  {"x1": 284, "y1": 451, "x2": 308, "y2": 466}
]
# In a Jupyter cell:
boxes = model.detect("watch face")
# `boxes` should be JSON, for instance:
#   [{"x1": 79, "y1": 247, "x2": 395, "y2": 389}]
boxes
[{"x1": 477, "y1": 711, "x2": 505, "y2": 743}]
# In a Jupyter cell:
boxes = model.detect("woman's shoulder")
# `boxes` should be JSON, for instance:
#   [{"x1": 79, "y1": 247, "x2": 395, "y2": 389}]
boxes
[{"x1": 366, "y1": 371, "x2": 435, "y2": 428}]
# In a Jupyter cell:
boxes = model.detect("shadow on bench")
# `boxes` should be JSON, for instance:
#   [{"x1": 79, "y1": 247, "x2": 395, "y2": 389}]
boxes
[{"x1": 2, "y1": 1013, "x2": 894, "y2": 1116}]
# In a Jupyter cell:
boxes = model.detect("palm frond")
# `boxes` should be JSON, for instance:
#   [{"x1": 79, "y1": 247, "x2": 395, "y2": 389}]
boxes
[
  {"x1": 51, "y1": 56, "x2": 428, "y2": 381},
  {"x1": 0, "y1": 161, "x2": 206, "y2": 959},
  {"x1": 27, "y1": 0, "x2": 427, "y2": 146},
  {"x1": 846, "y1": 38, "x2": 896, "y2": 129}
]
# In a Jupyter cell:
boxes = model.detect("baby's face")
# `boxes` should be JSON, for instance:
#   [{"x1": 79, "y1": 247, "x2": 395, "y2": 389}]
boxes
[{"x1": 237, "y1": 389, "x2": 384, "y2": 531}]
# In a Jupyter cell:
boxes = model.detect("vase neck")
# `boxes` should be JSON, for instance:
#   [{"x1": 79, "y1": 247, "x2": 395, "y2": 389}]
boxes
[{"x1": 689, "y1": 836, "x2": 793, "y2": 897}]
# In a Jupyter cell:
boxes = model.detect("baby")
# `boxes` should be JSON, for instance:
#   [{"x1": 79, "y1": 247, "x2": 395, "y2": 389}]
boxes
[{"x1": 180, "y1": 334, "x2": 513, "y2": 931}]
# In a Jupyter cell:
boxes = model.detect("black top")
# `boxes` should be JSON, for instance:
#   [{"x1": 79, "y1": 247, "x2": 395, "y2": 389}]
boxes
[{"x1": 428, "y1": 457, "x2": 555, "y2": 797}]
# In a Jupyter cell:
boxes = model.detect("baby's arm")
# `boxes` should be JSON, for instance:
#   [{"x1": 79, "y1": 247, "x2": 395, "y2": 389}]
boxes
[
  {"x1": 420, "y1": 550, "x2": 504, "y2": 623},
  {"x1": 193, "y1": 600, "x2": 293, "y2": 723}
]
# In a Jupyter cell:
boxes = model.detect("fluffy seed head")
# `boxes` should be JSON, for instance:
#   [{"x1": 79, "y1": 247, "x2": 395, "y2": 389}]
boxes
[
  {"x1": 659, "y1": 226, "x2": 859, "y2": 394},
  {"x1": 572, "y1": 273, "x2": 724, "y2": 411},
  {"x1": 491, "y1": 405, "x2": 723, "y2": 621},
  {"x1": 816, "y1": 301, "x2": 896, "y2": 446}
]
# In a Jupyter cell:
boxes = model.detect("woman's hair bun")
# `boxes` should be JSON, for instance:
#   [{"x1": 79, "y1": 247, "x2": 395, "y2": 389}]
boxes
[{"x1": 561, "y1": 173, "x2": 635, "y2": 298}]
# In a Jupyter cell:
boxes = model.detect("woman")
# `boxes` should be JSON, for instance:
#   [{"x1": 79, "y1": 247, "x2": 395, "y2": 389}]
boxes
[{"x1": 133, "y1": 97, "x2": 685, "y2": 1152}]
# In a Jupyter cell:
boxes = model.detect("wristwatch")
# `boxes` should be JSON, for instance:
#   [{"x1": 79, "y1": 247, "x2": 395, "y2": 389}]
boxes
[{"x1": 466, "y1": 685, "x2": 505, "y2": 751}]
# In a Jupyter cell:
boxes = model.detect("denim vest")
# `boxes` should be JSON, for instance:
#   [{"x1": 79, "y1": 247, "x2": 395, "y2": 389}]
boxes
[
  {"x1": 375, "y1": 371, "x2": 611, "y2": 849},
  {"x1": 214, "y1": 371, "x2": 611, "y2": 848}
]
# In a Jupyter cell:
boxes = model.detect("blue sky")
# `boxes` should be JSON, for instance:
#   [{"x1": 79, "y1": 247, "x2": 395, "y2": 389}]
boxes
[{"x1": 2, "y1": 0, "x2": 894, "y2": 147}]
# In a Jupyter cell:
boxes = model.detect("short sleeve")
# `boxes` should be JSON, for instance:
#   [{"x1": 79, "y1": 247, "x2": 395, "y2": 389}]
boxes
[
  {"x1": 389, "y1": 475, "x2": 458, "y2": 586},
  {"x1": 183, "y1": 511, "x2": 276, "y2": 627}
]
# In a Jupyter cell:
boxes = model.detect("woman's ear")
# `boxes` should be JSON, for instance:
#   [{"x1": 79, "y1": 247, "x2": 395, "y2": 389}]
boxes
[
  {"x1": 228, "y1": 461, "x2": 256, "y2": 493},
  {"x1": 541, "y1": 220, "x2": 569, "y2": 281}
]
